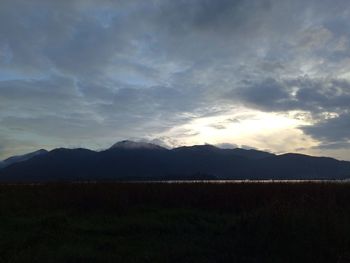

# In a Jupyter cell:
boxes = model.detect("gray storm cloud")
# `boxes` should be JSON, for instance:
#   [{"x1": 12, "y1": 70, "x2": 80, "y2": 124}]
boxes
[{"x1": 0, "y1": 0, "x2": 350, "y2": 159}]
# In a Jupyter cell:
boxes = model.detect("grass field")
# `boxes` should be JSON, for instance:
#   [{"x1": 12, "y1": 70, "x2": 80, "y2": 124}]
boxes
[{"x1": 0, "y1": 182, "x2": 349, "y2": 263}]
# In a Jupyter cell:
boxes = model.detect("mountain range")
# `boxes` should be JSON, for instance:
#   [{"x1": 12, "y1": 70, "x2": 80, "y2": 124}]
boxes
[{"x1": 0, "y1": 140, "x2": 349, "y2": 182}]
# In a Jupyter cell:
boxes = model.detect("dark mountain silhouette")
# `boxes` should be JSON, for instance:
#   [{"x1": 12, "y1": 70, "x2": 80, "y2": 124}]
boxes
[
  {"x1": 223, "y1": 148, "x2": 275, "y2": 159},
  {"x1": 110, "y1": 140, "x2": 167, "y2": 150},
  {"x1": 0, "y1": 149, "x2": 48, "y2": 169},
  {"x1": 255, "y1": 153, "x2": 350, "y2": 180},
  {"x1": 0, "y1": 141, "x2": 349, "y2": 182}
]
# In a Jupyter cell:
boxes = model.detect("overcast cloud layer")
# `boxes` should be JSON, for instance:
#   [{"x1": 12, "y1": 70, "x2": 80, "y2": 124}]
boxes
[{"x1": 1, "y1": 0, "x2": 350, "y2": 160}]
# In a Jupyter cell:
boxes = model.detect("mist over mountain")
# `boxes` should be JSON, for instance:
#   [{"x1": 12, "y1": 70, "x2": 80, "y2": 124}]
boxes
[
  {"x1": 110, "y1": 140, "x2": 167, "y2": 150},
  {"x1": 0, "y1": 141, "x2": 349, "y2": 182}
]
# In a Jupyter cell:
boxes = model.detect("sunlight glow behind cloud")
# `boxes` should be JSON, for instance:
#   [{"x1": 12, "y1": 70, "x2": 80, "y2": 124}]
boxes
[
  {"x1": 0, "y1": 0, "x2": 350, "y2": 160},
  {"x1": 156, "y1": 109, "x2": 317, "y2": 155}
]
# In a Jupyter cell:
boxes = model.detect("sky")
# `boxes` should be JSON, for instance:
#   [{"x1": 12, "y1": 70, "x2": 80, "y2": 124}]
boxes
[{"x1": 0, "y1": 0, "x2": 350, "y2": 160}]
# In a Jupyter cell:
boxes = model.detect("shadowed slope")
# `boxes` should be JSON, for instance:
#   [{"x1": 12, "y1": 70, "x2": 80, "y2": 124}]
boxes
[{"x1": 0, "y1": 141, "x2": 349, "y2": 182}]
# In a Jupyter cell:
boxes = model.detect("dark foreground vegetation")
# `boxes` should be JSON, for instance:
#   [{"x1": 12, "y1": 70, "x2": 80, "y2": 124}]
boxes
[{"x1": 0, "y1": 182, "x2": 350, "y2": 263}]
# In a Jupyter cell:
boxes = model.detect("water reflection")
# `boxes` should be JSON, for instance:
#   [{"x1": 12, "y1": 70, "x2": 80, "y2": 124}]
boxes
[{"x1": 127, "y1": 179, "x2": 350, "y2": 184}]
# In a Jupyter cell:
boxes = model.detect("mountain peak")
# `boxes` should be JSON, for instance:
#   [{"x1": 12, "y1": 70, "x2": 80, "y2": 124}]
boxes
[
  {"x1": 3, "y1": 149, "x2": 48, "y2": 162},
  {"x1": 0, "y1": 149, "x2": 48, "y2": 169},
  {"x1": 110, "y1": 140, "x2": 166, "y2": 150}
]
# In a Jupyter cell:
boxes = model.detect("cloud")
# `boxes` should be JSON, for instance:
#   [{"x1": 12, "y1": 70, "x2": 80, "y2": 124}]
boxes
[
  {"x1": 1, "y1": 0, "x2": 350, "y2": 158},
  {"x1": 227, "y1": 77, "x2": 350, "y2": 150},
  {"x1": 0, "y1": 76, "x2": 83, "y2": 115},
  {"x1": 209, "y1": 124, "x2": 227, "y2": 130},
  {"x1": 216, "y1": 143, "x2": 238, "y2": 149},
  {"x1": 302, "y1": 113, "x2": 350, "y2": 144},
  {"x1": 312, "y1": 142, "x2": 350, "y2": 150},
  {"x1": 228, "y1": 77, "x2": 350, "y2": 113}
]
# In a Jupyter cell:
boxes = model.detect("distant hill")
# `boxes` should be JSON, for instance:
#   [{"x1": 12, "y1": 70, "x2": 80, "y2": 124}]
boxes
[
  {"x1": 223, "y1": 148, "x2": 275, "y2": 159},
  {"x1": 0, "y1": 149, "x2": 48, "y2": 169},
  {"x1": 0, "y1": 141, "x2": 349, "y2": 182}
]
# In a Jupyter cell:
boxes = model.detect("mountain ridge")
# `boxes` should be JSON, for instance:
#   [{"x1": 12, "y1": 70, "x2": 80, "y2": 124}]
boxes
[
  {"x1": 0, "y1": 149, "x2": 48, "y2": 169},
  {"x1": 110, "y1": 140, "x2": 167, "y2": 150},
  {"x1": 0, "y1": 141, "x2": 349, "y2": 182}
]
